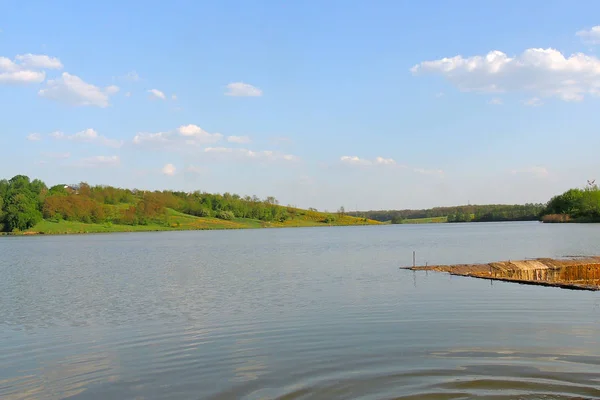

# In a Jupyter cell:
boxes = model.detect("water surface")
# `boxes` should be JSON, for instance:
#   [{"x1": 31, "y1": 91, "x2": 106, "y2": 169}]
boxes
[{"x1": 1, "y1": 222, "x2": 599, "y2": 399}]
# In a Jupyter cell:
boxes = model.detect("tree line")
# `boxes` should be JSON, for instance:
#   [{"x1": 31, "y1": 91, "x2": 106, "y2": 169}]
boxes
[
  {"x1": 0, "y1": 175, "x2": 292, "y2": 232},
  {"x1": 2, "y1": 174, "x2": 599, "y2": 232},
  {"x1": 541, "y1": 184, "x2": 600, "y2": 222},
  {"x1": 350, "y1": 203, "x2": 545, "y2": 223}
]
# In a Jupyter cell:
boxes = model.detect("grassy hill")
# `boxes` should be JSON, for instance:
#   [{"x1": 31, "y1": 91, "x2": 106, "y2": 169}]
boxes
[
  {"x1": 21, "y1": 207, "x2": 380, "y2": 235},
  {"x1": 0, "y1": 175, "x2": 383, "y2": 235}
]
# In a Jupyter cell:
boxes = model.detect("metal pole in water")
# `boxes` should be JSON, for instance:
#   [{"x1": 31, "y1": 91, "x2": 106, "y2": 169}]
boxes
[{"x1": 413, "y1": 251, "x2": 416, "y2": 268}]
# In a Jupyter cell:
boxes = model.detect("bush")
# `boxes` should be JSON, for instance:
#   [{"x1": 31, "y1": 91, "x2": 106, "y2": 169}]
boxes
[
  {"x1": 196, "y1": 208, "x2": 211, "y2": 217},
  {"x1": 216, "y1": 210, "x2": 235, "y2": 220},
  {"x1": 541, "y1": 214, "x2": 571, "y2": 223},
  {"x1": 322, "y1": 215, "x2": 336, "y2": 223}
]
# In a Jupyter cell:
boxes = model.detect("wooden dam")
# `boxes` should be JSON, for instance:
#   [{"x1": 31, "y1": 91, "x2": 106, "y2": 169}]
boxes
[{"x1": 408, "y1": 256, "x2": 600, "y2": 291}]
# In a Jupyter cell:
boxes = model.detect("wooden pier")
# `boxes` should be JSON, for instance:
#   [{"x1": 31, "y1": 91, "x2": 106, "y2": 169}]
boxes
[{"x1": 407, "y1": 256, "x2": 600, "y2": 291}]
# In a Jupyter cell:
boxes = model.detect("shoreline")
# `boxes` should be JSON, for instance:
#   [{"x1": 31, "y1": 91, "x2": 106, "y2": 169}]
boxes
[{"x1": 0, "y1": 220, "x2": 378, "y2": 237}]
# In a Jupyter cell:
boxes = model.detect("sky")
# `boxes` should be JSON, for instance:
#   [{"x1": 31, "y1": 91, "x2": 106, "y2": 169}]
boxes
[{"x1": 2, "y1": 0, "x2": 600, "y2": 211}]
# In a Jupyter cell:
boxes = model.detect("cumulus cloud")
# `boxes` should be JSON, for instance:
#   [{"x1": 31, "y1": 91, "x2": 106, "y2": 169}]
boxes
[
  {"x1": 132, "y1": 131, "x2": 170, "y2": 145},
  {"x1": 75, "y1": 155, "x2": 120, "y2": 167},
  {"x1": 488, "y1": 97, "x2": 503, "y2": 105},
  {"x1": 177, "y1": 124, "x2": 223, "y2": 142},
  {"x1": 0, "y1": 53, "x2": 62, "y2": 84},
  {"x1": 340, "y1": 155, "x2": 443, "y2": 176},
  {"x1": 227, "y1": 135, "x2": 251, "y2": 144},
  {"x1": 204, "y1": 147, "x2": 298, "y2": 162},
  {"x1": 27, "y1": 133, "x2": 42, "y2": 141},
  {"x1": 375, "y1": 157, "x2": 396, "y2": 165},
  {"x1": 340, "y1": 156, "x2": 372, "y2": 165},
  {"x1": 38, "y1": 73, "x2": 119, "y2": 107},
  {"x1": 148, "y1": 89, "x2": 166, "y2": 100},
  {"x1": 341, "y1": 156, "x2": 398, "y2": 166},
  {"x1": 576, "y1": 26, "x2": 600, "y2": 45},
  {"x1": 15, "y1": 54, "x2": 63, "y2": 69},
  {"x1": 162, "y1": 163, "x2": 176, "y2": 176},
  {"x1": 133, "y1": 124, "x2": 222, "y2": 149},
  {"x1": 51, "y1": 128, "x2": 123, "y2": 148},
  {"x1": 411, "y1": 48, "x2": 600, "y2": 102},
  {"x1": 225, "y1": 82, "x2": 263, "y2": 97},
  {"x1": 0, "y1": 69, "x2": 46, "y2": 84}
]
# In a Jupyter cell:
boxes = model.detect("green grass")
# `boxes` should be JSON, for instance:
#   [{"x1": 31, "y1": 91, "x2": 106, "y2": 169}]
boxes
[{"x1": 19, "y1": 208, "x2": 381, "y2": 235}]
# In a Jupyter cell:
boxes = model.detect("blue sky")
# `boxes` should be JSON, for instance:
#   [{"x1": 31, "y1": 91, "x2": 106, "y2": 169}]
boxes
[{"x1": 2, "y1": 1, "x2": 600, "y2": 210}]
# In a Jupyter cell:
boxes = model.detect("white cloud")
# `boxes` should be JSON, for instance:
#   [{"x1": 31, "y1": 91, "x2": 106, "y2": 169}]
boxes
[
  {"x1": 523, "y1": 97, "x2": 543, "y2": 107},
  {"x1": 204, "y1": 147, "x2": 298, "y2": 162},
  {"x1": 177, "y1": 124, "x2": 223, "y2": 143},
  {"x1": 51, "y1": 128, "x2": 123, "y2": 148},
  {"x1": 411, "y1": 48, "x2": 600, "y2": 102},
  {"x1": 341, "y1": 156, "x2": 398, "y2": 167},
  {"x1": 133, "y1": 125, "x2": 222, "y2": 150},
  {"x1": 132, "y1": 131, "x2": 170, "y2": 145},
  {"x1": 171, "y1": 94, "x2": 177, "y2": 101},
  {"x1": 341, "y1": 156, "x2": 372, "y2": 165},
  {"x1": 76, "y1": 155, "x2": 120, "y2": 167},
  {"x1": 488, "y1": 97, "x2": 503, "y2": 105},
  {"x1": 340, "y1": 155, "x2": 443, "y2": 176},
  {"x1": 148, "y1": 89, "x2": 166, "y2": 100},
  {"x1": 38, "y1": 73, "x2": 119, "y2": 107},
  {"x1": 106, "y1": 85, "x2": 120, "y2": 95},
  {"x1": 0, "y1": 53, "x2": 61, "y2": 84},
  {"x1": 375, "y1": 157, "x2": 396, "y2": 165},
  {"x1": 15, "y1": 54, "x2": 63, "y2": 69},
  {"x1": 511, "y1": 166, "x2": 549, "y2": 177},
  {"x1": 26, "y1": 133, "x2": 42, "y2": 141},
  {"x1": 0, "y1": 70, "x2": 45, "y2": 84},
  {"x1": 576, "y1": 26, "x2": 600, "y2": 45},
  {"x1": 225, "y1": 82, "x2": 263, "y2": 97},
  {"x1": 227, "y1": 135, "x2": 251, "y2": 144},
  {"x1": 125, "y1": 92, "x2": 132, "y2": 97},
  {"x1": 162, "y1": 163, "x2": 176, "y2": 176},
  {"x1": 435, "y1": 92, "x2": 445, "y2": 98}
]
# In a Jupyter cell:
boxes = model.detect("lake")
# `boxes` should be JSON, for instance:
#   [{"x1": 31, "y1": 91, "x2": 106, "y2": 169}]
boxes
[{"x1": 1, "y1": 222, "x2": 599, "y2": 399}]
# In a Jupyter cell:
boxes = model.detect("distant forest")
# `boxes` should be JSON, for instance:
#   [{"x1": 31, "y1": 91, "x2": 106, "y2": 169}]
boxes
[{"x1": 348, "y1": 204, "x2": 545, "y2": 223}]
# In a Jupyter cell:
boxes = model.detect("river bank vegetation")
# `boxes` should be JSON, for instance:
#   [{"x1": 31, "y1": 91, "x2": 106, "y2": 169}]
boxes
[
  {"x1": 2, "y1": 175, "x2": 600, "y2": 234},
  {"x1": 541, "y1": 184, "x2": 600, "y2": 223},
  {"x1": 351, "y1": 204, "x2": 545, "y2": 224},
  {"x1": 351, "y1": 183, "x2": 600, "y2": 224},
  {"x1": 0, "y1": 175, "x2": 379, "y2": 234}
]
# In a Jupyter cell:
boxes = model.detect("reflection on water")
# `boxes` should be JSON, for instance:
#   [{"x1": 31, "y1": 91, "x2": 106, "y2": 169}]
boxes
[
  {"x1": 0, "y1": 351, "x2": 119, "y2": 400},
  {"x1": 1, "y1": 223, "x2": 600, "y2": 399}
]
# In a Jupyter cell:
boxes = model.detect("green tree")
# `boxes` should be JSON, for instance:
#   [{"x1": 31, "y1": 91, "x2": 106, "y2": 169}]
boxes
[{"x1": 4, "y1": 193, "x2": 42, "y2": 231}]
